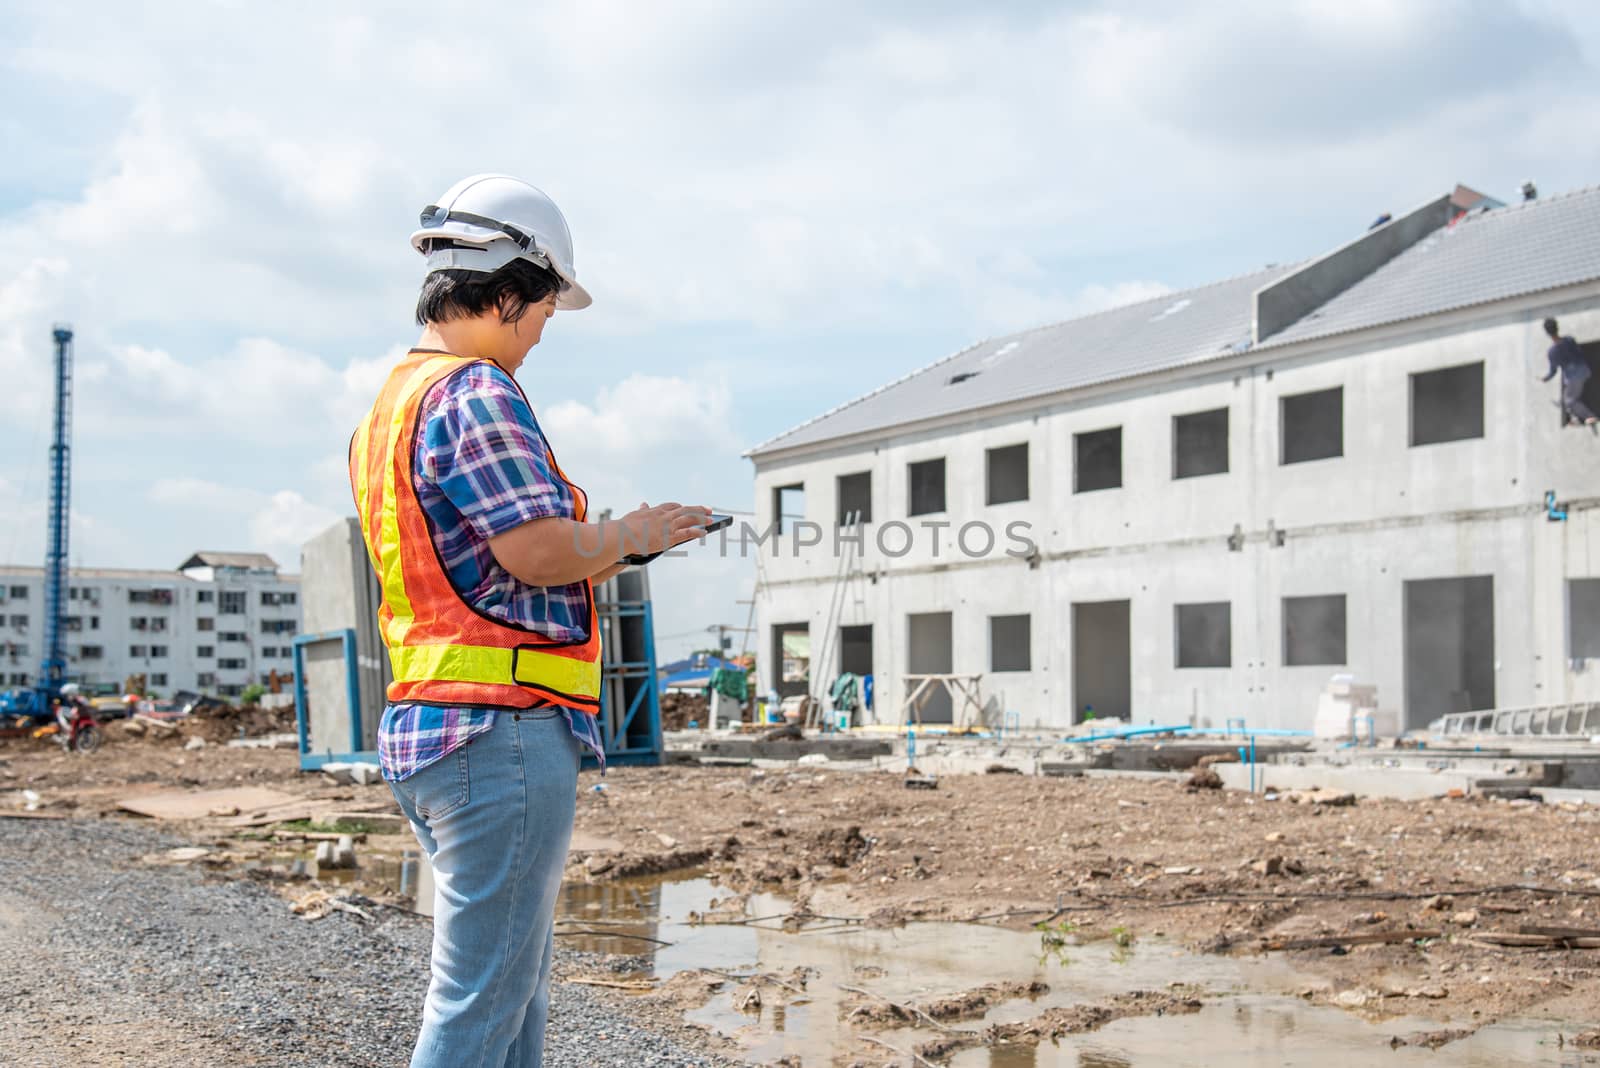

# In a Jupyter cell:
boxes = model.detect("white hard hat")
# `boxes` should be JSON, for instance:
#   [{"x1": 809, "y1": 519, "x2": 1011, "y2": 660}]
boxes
[
  {"x1": 59, "y1": 683, "x2": 80, "y2": 696},
  {"x1": 410, "y1": 174, "x2": 592, "y2": 310}
]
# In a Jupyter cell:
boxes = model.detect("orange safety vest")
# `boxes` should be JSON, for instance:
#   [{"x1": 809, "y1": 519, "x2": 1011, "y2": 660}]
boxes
[{"x1": 349, "y1": 349, "x2": 602, "y2": 713}]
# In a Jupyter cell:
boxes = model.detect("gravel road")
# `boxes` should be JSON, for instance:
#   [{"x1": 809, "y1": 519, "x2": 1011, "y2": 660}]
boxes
[{"x1": 0, "y1": 817, "x2": 748, "y2": 1067}]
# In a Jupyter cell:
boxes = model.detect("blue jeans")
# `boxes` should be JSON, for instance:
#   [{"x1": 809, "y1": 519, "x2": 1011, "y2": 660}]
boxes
[{"x1": 390, "y1": 708, "x2": 582, "y2": 1068}]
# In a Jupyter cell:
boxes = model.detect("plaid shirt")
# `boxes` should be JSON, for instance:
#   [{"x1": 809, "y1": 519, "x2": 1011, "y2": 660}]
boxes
[{"x1": 378, "y1": 355, "x2": 604, "y2": 781}]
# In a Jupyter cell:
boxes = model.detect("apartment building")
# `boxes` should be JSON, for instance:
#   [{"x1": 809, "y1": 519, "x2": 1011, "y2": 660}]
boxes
[
  {"x1": 747, "y1": 183, "x2": 1600, "y2": 732},
  {"x1": 0, "y1": 551, "x2": 301, "y2": 697}
]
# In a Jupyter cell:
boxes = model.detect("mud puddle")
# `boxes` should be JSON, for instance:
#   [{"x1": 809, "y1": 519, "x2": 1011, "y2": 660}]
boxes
[
  {"x1": 947, "y1": 1002, "x2": 1600, "y2": 1067},
  {"x1": 557, "y1": 870, "x2": 782, "y2": 976},
  {"x1": 559, "y1": 871, "x2": 1599, "y2": 1066}
]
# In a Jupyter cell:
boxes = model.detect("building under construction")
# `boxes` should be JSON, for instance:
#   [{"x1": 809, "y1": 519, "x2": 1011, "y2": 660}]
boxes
[{"x1": 747, "y1": 183, "x2": 1600, "y2": 732}]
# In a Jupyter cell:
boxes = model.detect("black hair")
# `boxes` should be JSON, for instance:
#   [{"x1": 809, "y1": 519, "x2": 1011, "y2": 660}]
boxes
[
  {"x1": 414, "y1": 247, "x2": 563, "y2": 326},
  {"x1": 1545, "y1": 317, "x2": 1561, "y2": 337}
]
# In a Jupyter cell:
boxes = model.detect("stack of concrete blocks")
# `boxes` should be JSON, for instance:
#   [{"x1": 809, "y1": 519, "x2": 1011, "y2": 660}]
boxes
[
  {"x1": 1313, "y1": 674, "x2": 1393, "y2": 740},
  {"x1": 314, "y1": 835, "x2": 358, "y2": 870},
  {"x1": 299, "y1": 518, "x2": 391, "y2": 757}
]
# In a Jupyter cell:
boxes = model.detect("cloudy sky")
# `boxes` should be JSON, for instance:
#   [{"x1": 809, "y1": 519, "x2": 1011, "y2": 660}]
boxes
[{"x1": 2, "y1": 1, "x2": 1598, "y2": 660}]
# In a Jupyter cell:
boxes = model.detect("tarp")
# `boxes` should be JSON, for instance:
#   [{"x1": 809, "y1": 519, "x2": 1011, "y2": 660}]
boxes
[
  {"x1": 710, "y1": 666, "x2": 749, "y2": 702},
  {"x1": 660, "y1": 653, "x2": 739, "y2": 691}
]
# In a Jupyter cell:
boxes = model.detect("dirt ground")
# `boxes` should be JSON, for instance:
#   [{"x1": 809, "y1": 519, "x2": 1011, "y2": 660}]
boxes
[
  {"x1": 573, "y1": 764, "x2": 1600, "y2": 1019},
  {"x1": 8, "y1": 721, "x2": 1600, "y2": 1061}
]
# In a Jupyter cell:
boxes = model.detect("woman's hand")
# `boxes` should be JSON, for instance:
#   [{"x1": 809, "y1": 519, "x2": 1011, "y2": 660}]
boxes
[
  {"x1": 490, "y1": 504, "x2": 713, "y2": 589},
  {"x1": 618, "y1": 502, "x2": 712, "y2": 557}
]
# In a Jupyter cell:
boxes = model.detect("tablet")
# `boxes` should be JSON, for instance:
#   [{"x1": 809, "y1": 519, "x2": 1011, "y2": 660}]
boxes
[{"x1": 621, "y1": 514, "x2": 734, "y2": 565}]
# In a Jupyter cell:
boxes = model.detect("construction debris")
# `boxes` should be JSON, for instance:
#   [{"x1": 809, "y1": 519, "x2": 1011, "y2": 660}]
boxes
[
  {"x1": 290, "y1": 889, "x2": 374, "y2": 921},
  {"x1": 1286, "y1": 789, "x2": 1356, "y2": 806},
  {"x1": 131, "y1": 715, "x2": 177, "y2": 739},
  {"x1": 320, "y1": 762, "x2": 383, "y2": 787}
]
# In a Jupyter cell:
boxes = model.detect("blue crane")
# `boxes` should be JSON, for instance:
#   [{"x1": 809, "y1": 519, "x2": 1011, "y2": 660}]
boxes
[
  {"x1": 38, "y1": 324, "x2": 74, "y2": 701},
  {"x1": 1, "y1": 325, "x2": 75, "y2": 728}
]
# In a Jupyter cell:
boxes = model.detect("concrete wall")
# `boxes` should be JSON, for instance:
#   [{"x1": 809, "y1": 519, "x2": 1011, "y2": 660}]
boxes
[
  {"x1": 751, "y1": 293, "x2": 1600, "y2": 732},
  {"x1": 300, "y1": 519, "x2": 390, "y2": 753},
  {"x1": 1254, "y1": 194, "x2": 1452, "y2": 342}
]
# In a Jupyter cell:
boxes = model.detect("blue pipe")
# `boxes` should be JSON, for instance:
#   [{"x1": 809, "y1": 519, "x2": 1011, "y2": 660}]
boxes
[
  {"x1": 1064, "y1": 723, "x2": 1194, "y2": 744},
  {"x1": 1064, "y1": 723, "x2": 1315, "y2": 745}
]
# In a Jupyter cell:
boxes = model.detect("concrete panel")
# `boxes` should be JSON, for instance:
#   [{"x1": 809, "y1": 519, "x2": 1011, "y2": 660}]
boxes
[
  {"x1": 1255, "y1": 194, "x2": 1452, "y2": 342},
  {"x1": 302, "y1": 638, "x2": 354, "y2": 755},
  {"x1": 1215, "y1": 762, "x2": 1476, "y2": 800},
  {"x1": 300, "y1": 518, "x2": 388, "y2": 752}
]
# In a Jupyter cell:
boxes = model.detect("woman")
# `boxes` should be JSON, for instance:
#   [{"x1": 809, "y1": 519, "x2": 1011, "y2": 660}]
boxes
[{"x1": 349, "y1": 174, "x2": 709, "y2": 1067}]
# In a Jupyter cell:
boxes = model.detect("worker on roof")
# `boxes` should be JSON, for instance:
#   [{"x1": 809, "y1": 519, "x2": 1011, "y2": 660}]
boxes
[
  {"x1": 1541, "y1": 317, "x2": 1597, "y2": 427},
  {"x1": 350, "y1": 174, "x2": 709, "y2": 1068}
]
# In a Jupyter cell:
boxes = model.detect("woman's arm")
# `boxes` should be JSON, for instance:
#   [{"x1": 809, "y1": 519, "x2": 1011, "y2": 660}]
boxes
[
  {"x1": 588, "y1": 561, "x2": 632, "y2": 585},
  {"x1": 488, "y1": 503, "x2": 710, "y2": 588}
]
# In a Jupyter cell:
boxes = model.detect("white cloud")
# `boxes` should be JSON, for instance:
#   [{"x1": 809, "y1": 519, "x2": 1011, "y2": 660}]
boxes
[
  {"x1": 249, "y1": 491, "x2": 342, "y2": 567},
  {"x1": 147, "y1": 478, "x2": 337, "y2": 570},
  {"x1": 74, "y1": 338, "x2": 402, "y2": 449},
  {"x1": 542, "y1": 373, "x2": 739, "y2": 512}
]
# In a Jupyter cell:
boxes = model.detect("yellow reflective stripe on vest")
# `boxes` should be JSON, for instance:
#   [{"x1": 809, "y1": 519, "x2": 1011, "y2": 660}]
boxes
[
  {"x1": 350, "y1": 407, "x2": 380, "y2": 574},
  {"x1": 389, "y1": 642, "x2": 602, "y2": 699},
  {"x1": 378, "y1": 355, "x2": 467, "y2": 646}
]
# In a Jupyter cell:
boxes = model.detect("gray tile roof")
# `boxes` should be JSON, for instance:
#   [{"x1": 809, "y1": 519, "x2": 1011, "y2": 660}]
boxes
[
  {"x1": 749, "y1": 184, "x2": 1600, "y2": 459},
  {"x1": 1265, "y1": 184, "x2": 1600, "y2": 346},
  {"x1": 748, "y1": 263, "x2": 1297, "y2": 456}
]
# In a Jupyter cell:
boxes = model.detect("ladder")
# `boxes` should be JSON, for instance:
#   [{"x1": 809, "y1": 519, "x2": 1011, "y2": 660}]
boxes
[
  {"x1": 1432, "y1": 702, "x2": 1600, "y2": 740},
  {"x1": 807, "y1": 512, "x2": 866, "y2": 729}
]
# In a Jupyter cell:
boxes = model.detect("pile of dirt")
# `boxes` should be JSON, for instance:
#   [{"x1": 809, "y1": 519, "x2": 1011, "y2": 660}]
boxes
[
  {"x1": 916, "y1": 989, "x2": 1204, "y2": 1061},
  {"x1": 659, "y1": 692, "x2": 708, "y2": 731},
  {"x1": 184, "y1": 701, "x2": 295, "y2": 742},
  {"x1": 844, "y1": 980, "x2": 1050, "y2": 1025},
  {"x1": 103, "y1": 701, "x2": 295, "y2": 746}
]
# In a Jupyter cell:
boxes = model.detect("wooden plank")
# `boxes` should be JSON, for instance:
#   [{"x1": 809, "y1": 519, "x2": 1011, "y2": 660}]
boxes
[
  {"x1": 117, "y1": 786, "x2": 301, "y2": 821},
  {"x1": 1519, "y1": 925, "x2": 1600, "y2": 940},
  {"x1": 271, "y1": 829, "x2": 368, "y2": 843},
  {"x1": 1263, "y1": 929, "x2": 1441, "y2": 951},
  {"x1": 1468, "y1": 933, "x2": 1564, "y2": 947},
  {"x1": 218, "y1": 802, "x2": 327, "y2": 828},
  {"x1": 0, "y1": 810, "x2": 68, "y2": 820}
]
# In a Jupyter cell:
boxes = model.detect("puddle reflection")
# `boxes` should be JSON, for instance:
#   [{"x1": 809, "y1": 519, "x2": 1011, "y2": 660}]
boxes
[
  {"x1": 946, "y1": 999, "x2": 1598, "y2": 1067},
  {"x1": 556, "y1": 873, "x2": 766, "y2": 977},
  {"x1": 557, "y1": 871, "x2": 1598, "y2": 1067}
]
